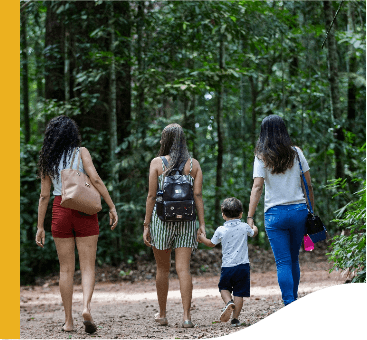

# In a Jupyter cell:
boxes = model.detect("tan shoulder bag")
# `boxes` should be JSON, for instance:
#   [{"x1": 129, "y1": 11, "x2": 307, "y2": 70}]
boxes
[{"x1": 60, "y1": 148, "x2": 102, "y2": 215}]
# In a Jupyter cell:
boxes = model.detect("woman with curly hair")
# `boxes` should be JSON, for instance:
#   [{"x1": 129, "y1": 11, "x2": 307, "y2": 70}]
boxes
[
  {"x1": 36, "y1": 115, "x2": 118, "y2": 333},
  {"x1": 247, "y1": 115, "x2": 314, "y2": 306},
  {"x1": 143, "y1": 123, "x2": 206, "y2": 328}
]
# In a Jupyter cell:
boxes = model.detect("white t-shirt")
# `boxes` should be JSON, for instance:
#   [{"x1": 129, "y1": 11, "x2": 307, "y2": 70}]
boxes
[
  {"x1": 51, "y1": 147, "x2": 86, "y2": 196},
  {"x1": 211, "y1": 219, "x2": 255, "y2": 268},
  {"x1": 253, "y1": 146, "x2": 310, "y2": 213}
]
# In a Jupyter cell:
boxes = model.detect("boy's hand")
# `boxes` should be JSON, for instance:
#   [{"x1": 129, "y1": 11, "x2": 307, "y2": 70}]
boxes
[{"x1": 197, "y1": 234, "x2": 204, "y2": 243}]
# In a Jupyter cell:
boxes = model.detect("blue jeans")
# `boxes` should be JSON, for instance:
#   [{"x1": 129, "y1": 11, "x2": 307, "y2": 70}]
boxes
[{"x1": 265, "y1": 203, "x2": 308, "y2": 306}]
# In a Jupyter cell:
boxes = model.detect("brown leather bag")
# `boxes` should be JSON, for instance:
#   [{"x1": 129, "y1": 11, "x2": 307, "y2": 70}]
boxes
[{"x1": 60, "y1": 148, "x2": 102, "y2": 215}]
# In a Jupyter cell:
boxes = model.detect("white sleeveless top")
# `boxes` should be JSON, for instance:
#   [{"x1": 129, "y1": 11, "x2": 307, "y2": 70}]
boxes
[{"x1": 51, "y1": 147, "x2": 86, "y2": 196}]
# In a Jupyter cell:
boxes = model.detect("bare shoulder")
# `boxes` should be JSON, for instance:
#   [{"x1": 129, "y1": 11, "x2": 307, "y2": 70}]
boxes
[
  {"x1": 150, "y1": 157, "x2": 162, "y2": 168},
  {"x1": 191, "y1": 158, "x2": 201, "y2": 169},
  {"x1": 189, "y1": 158, "x2": 201, "y2": 177},
  {"x1": 80, "y1": 146, "x2": 91, "y2": 157}
]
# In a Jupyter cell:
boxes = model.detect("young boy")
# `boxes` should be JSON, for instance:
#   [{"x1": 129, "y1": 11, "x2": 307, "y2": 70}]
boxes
[{"x1": 198, "y1": 197, "x2": 258, "y2": 326}]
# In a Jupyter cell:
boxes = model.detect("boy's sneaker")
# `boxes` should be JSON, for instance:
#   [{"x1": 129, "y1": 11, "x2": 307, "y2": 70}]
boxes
[
  {"x1": 231, "y1": 318, "x2": 241, "y2": 327},
  {"x1": 220, "y1": 300, "x2": 235, "y2": 322}
]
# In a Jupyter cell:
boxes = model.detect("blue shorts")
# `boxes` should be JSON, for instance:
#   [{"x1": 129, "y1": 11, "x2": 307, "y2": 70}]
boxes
[{"x1": 218, "y1": 263, "x2": 250, "y2": 297}]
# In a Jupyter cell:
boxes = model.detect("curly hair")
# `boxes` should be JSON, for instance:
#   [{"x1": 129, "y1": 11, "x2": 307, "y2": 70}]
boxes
[
  {"x1": 221, "y1": 197, "x2": 243, "y2": 218},
  {"x1": 158, "y1": 123, "x2": 190, "y2": 175},
  {"x1": 38, "y1": 115, "x2": 81, "y2": 180},
  {"x1": 254, "y1": 115, "x2": 296, "y2": 174}
]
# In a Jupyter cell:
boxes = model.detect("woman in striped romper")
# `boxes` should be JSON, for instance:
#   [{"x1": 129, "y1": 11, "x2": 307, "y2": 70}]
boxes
[{"x1": 143, "y1": 124, "x2": 206, "y2": 328}]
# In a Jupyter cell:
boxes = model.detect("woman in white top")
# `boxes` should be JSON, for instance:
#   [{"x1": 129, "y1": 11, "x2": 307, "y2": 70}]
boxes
[
  {"x1": 247, "y1": 115, "x2": 314, "y2": 306},
  {"x1": 35, "y1": 115, "x2": 118, "y2": 333}
]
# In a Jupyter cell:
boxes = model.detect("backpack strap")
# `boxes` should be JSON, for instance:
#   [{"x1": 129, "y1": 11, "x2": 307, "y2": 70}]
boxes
[
  {"x1": 189, "y1": 158, "x2": 193, "y2": 175},
  {"x1": 160, "y1": 156, "x2": 169, "y2": 170},
  {"x1": 178, "y1": 159, "x2": 188, "y2": 174}
]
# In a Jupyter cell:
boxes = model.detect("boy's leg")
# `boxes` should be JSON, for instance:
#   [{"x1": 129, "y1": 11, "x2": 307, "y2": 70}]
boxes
[
  {"x1": 231, "y1": 263, "x2": 250, "y2": 322},
  {"x1": 232, "y1": 296, "x2": 243, "y2": 320},
  {"x1": 220, "y1": 290, "x2": 233, "y2": 304}
]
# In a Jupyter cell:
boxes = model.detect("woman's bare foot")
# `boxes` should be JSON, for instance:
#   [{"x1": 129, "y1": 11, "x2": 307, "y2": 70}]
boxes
[
  {"x1": 82, "y1": 309, "x2": 97, "y2": 334},
  {"x1": 61, "y1": 321, "x2": 74, "y2": 332},
  {"x1": 82, "y1": 308, "x2": 94, "y2": 322}
]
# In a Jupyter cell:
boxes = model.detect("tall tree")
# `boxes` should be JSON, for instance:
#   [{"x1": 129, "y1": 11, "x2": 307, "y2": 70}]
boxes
[
  {"x1": 44, "y1": 2, "x2": 64, "y2": 101},
  {"x1": 136, "y1": 1, "x2": 145, "y2": 129},
  {"x1": 109, "y1": 2, "x2": 120, "y2": 203},
  {"x1": 21, "y1": 6, "x2": 30, "y2": 143},
  {"x1": 214, "y1": 33, "x2": 224, "y2": 224},
  {"x1": 115, "y1": 1, "x2": 131, "y2": 146},
  {"x1": 323, "y1": 1, "x2": 344, "y2": 179},
  {"x1": 346, "y1": 1, "x2": 359, "y2": 193}
]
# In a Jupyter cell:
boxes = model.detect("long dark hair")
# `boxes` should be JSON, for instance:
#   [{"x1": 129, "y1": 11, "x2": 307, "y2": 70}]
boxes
[
  {"x1": 38, "y1": 115, "x2": 82, "y2": 180},
  {"x1": 158, "y1": 123, "x2": 190, "y2": 175},
  {"x1": 254, "y1": 115, "x2": 296, "y2": 174}
]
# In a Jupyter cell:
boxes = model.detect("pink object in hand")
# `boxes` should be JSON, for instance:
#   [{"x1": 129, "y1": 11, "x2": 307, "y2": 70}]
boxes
[{"x1": 304, "y1": 235, "x2": 314, "y2": 251}]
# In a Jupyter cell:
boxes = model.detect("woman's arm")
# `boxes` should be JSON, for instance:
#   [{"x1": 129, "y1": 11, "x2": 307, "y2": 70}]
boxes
[
  {"x1": 80, "y1": 147, "x2": 118, "y2": 229},
  {"x1": 247, "y1": 177, "x2": 264, "y2": 227},
  {"x1": 144, "y1": 158, "x2": 159, "y2": 225},
  {"x1": 81, "y1": 147, "x2": 115, "y2": 210},
  {"x1": 303, "y1": 171, "x2": 315, "y2": 211},
  {"x1": 143, "y1": 158, "x2": 160, "y2": 247},
  {"x1": 192, "y1": 159, "x2": 206, "y2": 239},
  {"x1": 36, "y1": 174, "x2": 52, "y2": 247}
]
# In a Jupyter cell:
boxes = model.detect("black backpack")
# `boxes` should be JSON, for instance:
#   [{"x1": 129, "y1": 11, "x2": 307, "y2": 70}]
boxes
[{"x1": 155, "y1": 157, "x2": 196, "y2": 222}]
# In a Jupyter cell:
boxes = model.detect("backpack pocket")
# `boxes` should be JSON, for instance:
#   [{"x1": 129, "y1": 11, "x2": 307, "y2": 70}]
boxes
[
  {"x1": 155, "y1": 190, "x2": 164, "y2": 219},
  {"x1": 160, "y1": 200, "x2": 196, "y2": 222}
]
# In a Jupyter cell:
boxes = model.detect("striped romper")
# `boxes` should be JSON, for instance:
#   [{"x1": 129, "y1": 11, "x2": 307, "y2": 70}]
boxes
[{"x1": 150, "y1": 157, "x2": 198, "y2": 251}]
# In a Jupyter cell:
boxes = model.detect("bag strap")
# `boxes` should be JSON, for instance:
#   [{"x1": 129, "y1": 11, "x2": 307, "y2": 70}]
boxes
[
  {"x1": 178, "y1": 159, "x2": 187, "y2": 173},
  {"x1": 293, "y1": 147, "x2": 314, "y2": 215},
  {"x1": 76, "y1": 147, "x2": 82, "y2": 170},
  {"x1": 160, "y1": 156, "x2": 169, "y2": 169},
  {"x1": 69, "y1": 148, "x2": 78, "y2": 169},
  {"x1": 161, "y1": 157, "x2": 187, "y2": 175}
]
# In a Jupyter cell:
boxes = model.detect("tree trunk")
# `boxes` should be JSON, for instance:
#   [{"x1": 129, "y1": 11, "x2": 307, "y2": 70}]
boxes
[
  {"x1": 136, "y1": 1, "x2": 145, "y2": 129},
  {"x1": 240, "y1": 39, "x2": 248, "y2": 204},
  {"x1": 109, "y1": 2, "x2": 119, "y2": 205},
  {"x1": 109, "y1": 2, "x2": 121, "y2": 257},
  {"x1": 346, "y1": 1, "x2": 358, "y2": 193},
  {"x1": 115, "y1": 1, "x2": 131, "y2": 147},
  {"x1": 45, "y1": 2, "x2": 64, "y2": 102},
  {"x1": 35, "y1": 37, "x2": 45, "y2": 135},
  {"x1": 215, "y1": 34, "x2": 224, "y2": 224},
  {"x1": 21, "y1": 8, "x2": 30, "y2": 144},
  {"x1": 64, "y1": 25, "x2": 70, "y2": 102},
  {"x1": 347, "y1": 1, "x2": 357, "y2": 124},
  {"x1": 249, "y1": 76, "x2": 258, "y2": 148},
  {"x1": 323, "y1": 1, "x2": 344, "y2": 179}
]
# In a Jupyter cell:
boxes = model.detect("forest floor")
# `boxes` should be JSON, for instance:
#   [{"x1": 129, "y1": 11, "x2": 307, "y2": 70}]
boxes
[{"x1": 20, "y1": 242, "x2": 346, "y2": 339}]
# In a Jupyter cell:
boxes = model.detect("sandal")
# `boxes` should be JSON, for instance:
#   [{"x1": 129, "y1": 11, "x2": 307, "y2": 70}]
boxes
[
  {"x1": 83, "y1": 320, "x2": 98, "y2": 334},
  {"x1": 154, "y1": 313, "x2": 168, "y2": 326},
  {"x1": 182, "y1": 320, "x2": 194, "y2": 328}
]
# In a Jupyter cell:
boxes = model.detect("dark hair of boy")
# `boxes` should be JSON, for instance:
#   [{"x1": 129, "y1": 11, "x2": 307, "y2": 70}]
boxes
[{"x1": 221, "y1": 197, "x2": 243, "y2": 218}]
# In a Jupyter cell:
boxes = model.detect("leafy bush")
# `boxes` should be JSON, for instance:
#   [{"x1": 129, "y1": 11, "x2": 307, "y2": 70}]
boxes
[{"x1": 327, "y1": 179, "x2": 366, "y2": 283}]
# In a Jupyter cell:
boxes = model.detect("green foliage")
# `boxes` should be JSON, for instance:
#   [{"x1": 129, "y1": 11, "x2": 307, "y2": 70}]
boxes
[
  {"x1": 327, "y1": 180, "x2": 366, "y2": 283},
  {"x1": 20, "y1": 1, "x2": 366, "y2": 282}
]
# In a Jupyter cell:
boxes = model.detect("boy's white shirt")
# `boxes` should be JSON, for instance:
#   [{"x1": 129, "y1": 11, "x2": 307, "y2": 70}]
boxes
[{"x1": 211, "y1": 219, "x2": 254, "y2": 268}]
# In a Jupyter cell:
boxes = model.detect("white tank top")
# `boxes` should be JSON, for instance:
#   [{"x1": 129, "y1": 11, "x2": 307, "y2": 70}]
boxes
[{"x1": 51, "y1": 147, "x2": 86, "y2": 196}]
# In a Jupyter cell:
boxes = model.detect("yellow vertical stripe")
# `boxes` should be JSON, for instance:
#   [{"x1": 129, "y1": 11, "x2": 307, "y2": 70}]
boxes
[{"x1": 1, "y1": 1, "x2": 20, "y2": 338}]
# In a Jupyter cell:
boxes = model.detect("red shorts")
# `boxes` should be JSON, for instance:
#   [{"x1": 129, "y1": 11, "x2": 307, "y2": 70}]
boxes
[{"x1": 51, "y1": 196, "x2": 99, "y2": 238}]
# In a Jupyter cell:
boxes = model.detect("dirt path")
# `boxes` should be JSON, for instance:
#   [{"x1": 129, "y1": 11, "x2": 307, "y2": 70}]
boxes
[{"x1": 21, "y1": 258, "x2": 344, "y2": 339}]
